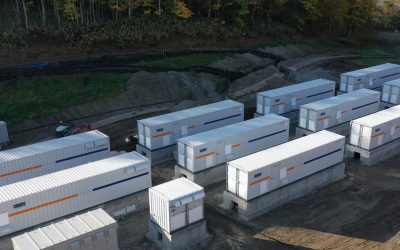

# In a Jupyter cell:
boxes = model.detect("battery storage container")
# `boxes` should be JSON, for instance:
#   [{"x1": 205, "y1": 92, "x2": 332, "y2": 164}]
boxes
[
  {"x1": 340, "y1": 63, "x2": 400, "y2": 92},
  {"x1": 350, "y1": 105, "x2": 400, "y2": 150},
  {"x1": 149, "y1": 177, "x2": 204, "y2": 233},
  {"x1": 12, "y1": 208, "x2": 118, "y2": 250},
  {"x1": 0, "y1": 121, "x2": 9, "y2": 145},
  {"x1": 256, "y1": 79, "x2": 335, "y2": 115},
  {"x1": 227, "y1": 130, "x2": 345, "y2": 201},
  {"x1": 382, "y1": 79, "x2": 400, "y2": 104},
  {"x1": 177, "y1": 114, "x2": 289, "y2": 173},
  {"x1": 0, "y1": 152, "x2": 151, "y2": 236},
  {"x1": 0, "y1": 130, "x2": 111, "y2": 186},
  {"x1": 137, "y1": 100, "x2": 244, "y2": 150},
  {"x1": 299, "y1": 89, "x2": 380, "y2": 132}
]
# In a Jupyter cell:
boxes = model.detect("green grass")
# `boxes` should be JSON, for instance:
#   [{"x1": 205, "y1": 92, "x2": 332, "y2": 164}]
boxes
[
  {"x1": 0, "y1": 73, "x2": 130, "y2": 125},
  {"x1": 132, "y1": 53, "x2": 230, "y2": 69},
  {"x1": 352, "y1": 47, "x2": 400, "y2": 66}
]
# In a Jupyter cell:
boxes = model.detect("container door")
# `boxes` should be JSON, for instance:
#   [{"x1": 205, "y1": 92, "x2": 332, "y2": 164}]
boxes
[
  {"x1": 264, "y1": 98, "x2": 271, "y2": 114},
  {"x1": 278, "y1": 103, "x2": 285, "y2": 114},
  {"x1": 382, "y1": 85, "x2": 390, "y2": 102},
  {"x1": 350, "y1": 124, "x2": 361, "y2": 146},
  {"x1": 178, "y1": 143, "x2": 185, "y2": 167},
  {"x1": 188, "y1": 205, "x2": 203, "y2": 224},
  {"x1": 299, "y1": 108, "x2": 308, "y2": 129},
  {"x1": 361, "y1": 126, "x2": 371, "y2": 149},
  {"x1": 390, "y1": 125, "x2": 397, "y2": 139},
  {"x1": 227, "y1": 166, "x2": 238, "y2": 194},
  {"x1": 238, "y1": 170, "x2": 247, "y2": 198},
  {"x1": 138, "y1": 124, "x2": 145, "y2": 145},
  {"x1": 0, "y1": 213, "x2": 10, "y2": 235},
  {"x1": 186, "y1": 146, "x2": 194, "y2": 171},
  {"x1": 340, "y1": 75, "x2": 347, "y2": 92},
  {"x1": 256, "y1": 95, "x2": 264, "y2": 114},
  {"x1": 259, "y1": 179, "x2": 269, "y2": 194},
  {"x1": 205, "y1": 154, "x2": 215, "y2": 169},
  {"x1": 391, "y1": 87, "x2": 400, "y2": 104},
  {"x1": 163, "y1": 134, "x2": 171, "y2": 146},
  {"x1": 144, "y1": 126, "x2": 151, "y2": 148},
  {"x1": 270, "y1": 165, "x2": 280, "y2": 190},
  {"x1": 171, "y1": 212, "x2": 185, "y2": 231},
  {"x1": 323, "y1": 117, "x2": 330, "y2": 129},
  {"x1": 308, "y1": 111, "x2": 317, "y2": 131}
]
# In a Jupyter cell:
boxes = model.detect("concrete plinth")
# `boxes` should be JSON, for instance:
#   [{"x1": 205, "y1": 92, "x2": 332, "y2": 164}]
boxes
[
  {"x1": 136, "y1": 144, "x2": 175, "y2": 165},
  {"x1": 295, "y1": 122, "x2": 350, "y2": 139},
  {"x1": 380, "y1": 101, "x2": 396, "y2": 109},
  {"x1": 175, "y1": 163, "x2": 226, "y2": 187},
  {"x1": 345, "y1": 138, "x2": 400, "y2": 166},
  {"x1": 222, "y1": 162, "x2": 346, "y2": 221},
  {"x1": 147, "y1": 219, "x2": 210, "y2": 250},
  {"x1": 101, "y1": 190, "x2": 148, "y2": 219}
]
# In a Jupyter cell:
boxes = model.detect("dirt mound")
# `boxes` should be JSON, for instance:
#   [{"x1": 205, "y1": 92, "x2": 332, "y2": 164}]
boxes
[
  {"x1": 209, "y1": 53, "x2": 273, "y2": 73},
  {"x1": 125, "y1": 71, "x2": 223, "y2": 106}
]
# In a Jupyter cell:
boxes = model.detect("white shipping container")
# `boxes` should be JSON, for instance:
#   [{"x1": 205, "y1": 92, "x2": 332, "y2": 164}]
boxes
[
  {"x1": 340, "y1": 63, "x2": 400, "y2": 92},
  {"x1": 299, "y1": 89, "x2": 380, "y2": 132},
  {"x1": 227, "y1": 130, "x2": 345, "y2": 201},
  {"x1": 256, "y1": 79, "x2": 336, "y2": 115},
  {"x1": 137, "y1": 100, "x2": 244, "y2": 150},
  {"x1": 0, "y1": 152, "x2": 151, "y2": 236},
  {"x1": 177, "y1": 114, "x2": 289, "y2": 173},
  {"x1": 149, "y1": 177, "x2": 204, "y2": 233},
  {"x1": 12, "y1": 208, "x2": 118, "y2": 250},
  {"x1": 0, "y1": 130, "x2": 111, "y2": 186},
  {"x1": 350, "y1": 105, "x2": 400, "y2": 150},
  {"x1": 382, "y1": 79, "x2": 400, "y2": 104},
  {"x1": 0, "y1": 121, "x2": 9, "y2": 145}
]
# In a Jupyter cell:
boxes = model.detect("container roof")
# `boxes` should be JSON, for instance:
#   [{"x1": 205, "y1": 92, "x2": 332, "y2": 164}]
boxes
[
  {"x1": 258, "y1": 78, "x2": 334, "y2": 98},
  {"x1": 301, "y1": 89, "x2": 379, "y2": 111},
  {"x1": 178, "y1": 114, "x2": 288, "y2": 147},
  {"x1": 0, "y1": 152, "x2": 149, "y2": 203},
  {"x1": 0, "y1": 130, "x2": 108, "y2": 163},
  {"x1": 351, "y1": 105, "x2": 400, "y2": 127},
  {"x1": 138, "y1": 100, "x2": 243, "y2": 126},
  {"x1": 385, "y1": 78, "x2": 400, "y2": 87},
  {"x1": 12, "y1": 209, "x2": 116, "y2": 248},
  {"x1": 341, "y1": 63, "x2": 400, "y2": 77},
  {"x1": 228, "y1": 130, "x2": 344, "y2": 172},
  {"x1": 150, "y1": 177, "x2": 204, "y2": 202}
]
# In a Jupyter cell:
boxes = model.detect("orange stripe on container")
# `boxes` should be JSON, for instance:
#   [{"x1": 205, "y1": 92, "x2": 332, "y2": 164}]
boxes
[
  {"x1": 372, "y1": 132, "x2": 384, "y2": 138},
  {"x1": 272, "y1": 102, "x2": 286, "y2": 107},
  {"x1": 188, "y1": 125, "x2": 196, "y2": 129},
  {"x1": 0, "y1": 165, "x2": 42, "y2": 178},
  {"x1": 395, "y1": 125, "x2": 400, "y2": 129},
  {"x1": 9, "y1": 194, "x2": 79, "y2": 217},
  {"x1": 341, "y1": 110, "x2": 347, "y2": 114},
  {"x1": 250, "y1": 176, "x2": 270, "y2": 186},
  {"x1": 318, "y1": 116, "x2": 330, "y2": 121},
  {"x1": 287, "y1": 166, "x2": 295, "y2": 171},
  {"x1": 153, "y1": 132, "x2": 172, "y2": 138},
  {"x1": 232, "y1": 144, "x2": 240, "y2": 148},
  {"x1": 195, "y1": 152, "x2": 215, "y2": 159}
]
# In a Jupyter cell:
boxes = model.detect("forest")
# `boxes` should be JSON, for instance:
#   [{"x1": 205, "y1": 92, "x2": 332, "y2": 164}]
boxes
[{"x1": 0, "y1": 0, "x2": 400, "y2": 50}]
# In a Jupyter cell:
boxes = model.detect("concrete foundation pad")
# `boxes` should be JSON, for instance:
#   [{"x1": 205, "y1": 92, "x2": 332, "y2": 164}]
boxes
[
  {"x1": 345, "y1": 138, "x2": 400, "y2": 166},
  {"x1": 295, "y1": 122, "x2": 350, "y2": 139},
  {"x1": 174, "y1": 164, "x2": 226, "y2": 187},
  {"x1": 101, "y1": 190, "x2": 148, "y2": 219},
  {"x1": 147, "y1": 219, "x2": 210, "y2": 250},
  {"x1": 380, "y1": 101, "x2": 396, "y2": 109},
  {"x1": 136, "y1": 144, "x2": 175, "y2": 165},
  {"x1": 221, "y1": 162, "x2": 346, "y2": 221}
]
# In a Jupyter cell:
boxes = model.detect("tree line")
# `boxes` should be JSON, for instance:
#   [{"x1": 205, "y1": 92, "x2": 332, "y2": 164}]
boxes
[{"x1": 0, "y1": 0, "x2": 399, "y2": 50}]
